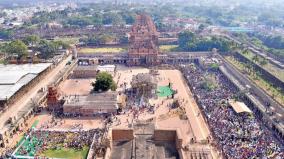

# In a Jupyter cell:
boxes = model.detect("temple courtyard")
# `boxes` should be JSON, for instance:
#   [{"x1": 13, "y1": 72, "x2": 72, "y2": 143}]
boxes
[{"x1": 10, "y1": 65, "x2": 218, "y2": 158}]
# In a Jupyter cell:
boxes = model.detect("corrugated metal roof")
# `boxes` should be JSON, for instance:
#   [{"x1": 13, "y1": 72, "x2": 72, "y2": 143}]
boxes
[
  {"x1": 0, "y1": 63, "x2": 52, "y2": 101},
  {"x1": 64, "y1": 92, "x2": 118, "y2": 109},
  {"x1": 0, "y1": 74, "x2": 37, "y2": 100},
  {"x1": 0, "y1": 63, "x2": 52, "y2": 84}
]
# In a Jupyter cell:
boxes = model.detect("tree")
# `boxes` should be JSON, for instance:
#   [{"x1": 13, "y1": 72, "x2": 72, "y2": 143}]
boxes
[
  {"x1": 53, "y1": 40, "x2": 71, "y2": 49},
  {"x1": 260, "y1": 59, "x2": 268, "y2": 66},
  {"x1": 178, "y1": 31, "x2": 196, "y2": 49},
  {"x1": 252, "y1": 55, "x2": 259, "y2": 63},
  {"x1": 35, "y1": 40, "x2": 70, "y2": 59},
  {"x1": 121, "y1": 12, "x2": 136, "y2": 24},
  {"x1": 23, "y1": 35, "x2": 40, "y2": 47},
  {"x1": 92, "y1": 72, "x2": 117, "y2": 92},
  {"x1": 67, "y1": 17, "x2": 92, "y2": 27},
  {"x1": 91, "y1": 13, "x2": 103, "y2": 26},
  {"x1": 82, "y1": 34, "x2": 114, "y2": 46},
  {"x1": 97, "y1": 34, "x2": 114, "y2": 45},
  {"x1": 5, "y1": 40, "x2": 28, "y2": 58},
  {"x1": 37, "y1": 40, "x2": 58, "y2": 59},
  {"x1": 0, "y1": 43, "x2": 6, "y2": 52},
  {"x1": 103, "y1": 13, "x2": 124, "y2": 25},
  {"x1": 177, "y1": 33, "x2": 231, "y2": 52},
  {"x1": 0, "y1": 30, "x2": 13, "y2": 39},
  {"x1": 81, "y1": 36, "x2": 99, "y2": 46},
  {"x1": 119, "y1": 35, "x2": 129, "y2": 44},
  {"x1": 230, "y1": 41, "x2": 239, "y2": 52},
  {"x1": 241, "y1": 48, "x2": 250, "y2": 55}
]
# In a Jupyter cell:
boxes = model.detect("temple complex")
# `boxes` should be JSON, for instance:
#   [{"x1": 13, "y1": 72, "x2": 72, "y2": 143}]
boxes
[{"x1": 127, "y1": 14, "x2": 160, "y2": 66}]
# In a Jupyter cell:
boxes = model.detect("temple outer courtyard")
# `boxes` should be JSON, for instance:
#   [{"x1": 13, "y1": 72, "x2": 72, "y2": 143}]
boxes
[
  {"x1": 112, "y1": 65, "x2": 218, "y2": 158},
  {"x1": 11, "y1": 65, "x2": 219, "y2": 158},
  {"x1": 113, "y1": 66, "x2": 211, "y2": 141}
]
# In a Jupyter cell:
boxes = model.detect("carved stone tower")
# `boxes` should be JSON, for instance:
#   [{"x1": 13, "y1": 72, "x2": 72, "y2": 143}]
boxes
[{"x1": 127, "y1": 14, "x2": 160, "y2": 66}]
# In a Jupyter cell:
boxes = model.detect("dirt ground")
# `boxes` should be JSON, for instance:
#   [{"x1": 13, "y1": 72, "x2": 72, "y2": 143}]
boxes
[
  {"x1": 59, "y1": 79, "x2": 94, "y2": 96},
  {"x1": 33, "y1": 113, "x2": 104, "y2": 131}
]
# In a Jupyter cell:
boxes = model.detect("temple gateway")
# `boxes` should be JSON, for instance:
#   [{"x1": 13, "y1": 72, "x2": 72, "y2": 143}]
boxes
[{"x1": 127, "y1": 14, "x2": 160, "y2": 66}]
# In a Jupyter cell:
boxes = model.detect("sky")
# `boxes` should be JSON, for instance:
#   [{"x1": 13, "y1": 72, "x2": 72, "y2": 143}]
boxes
[{"x1": 1, "y1": 0, "x2": 284, "y2": 6}]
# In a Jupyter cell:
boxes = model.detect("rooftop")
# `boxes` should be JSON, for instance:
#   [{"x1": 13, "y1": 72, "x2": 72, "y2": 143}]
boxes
[
  {"x1": 97, "y1": 65, "x2": 116, "y2": 72},
  {"x1": 229, "y1": 100, "x2": 253, "y2": 114},
  {"x1": 0, "y1": 63, "x2": 52, "y2": 84},
  {"x1": 74, "y1": 65, "x2": 97, "y2": 71},
  {"x1": 0, "y1": 63, "x2": 52, "y2": 101},
  {"x1": 64, "y1": 92, "x2": 118, "y2": 110}
]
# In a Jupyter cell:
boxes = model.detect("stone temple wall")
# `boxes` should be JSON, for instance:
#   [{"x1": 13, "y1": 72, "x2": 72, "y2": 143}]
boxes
[{"x1": 112, "y1": 129, "x2": 134, "y2": 141}]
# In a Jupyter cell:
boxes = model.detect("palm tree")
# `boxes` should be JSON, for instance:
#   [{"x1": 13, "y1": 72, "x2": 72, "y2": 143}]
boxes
[
  {"x1": 244, "y1": 62, "x2": 252, "y2": 74},
  {"x1": 276, "y1": 87, "x2": 282, "y2": 97},
  {"x1": 260, "y1": 59, "x2": 268, "y2": 66},
  {"x1": 230, "y1": 41, "x2": 239, "y2": 52},
  {"x1": 245, "y1": 63, "x2": 252, "y2": 74},
  {"x1": 242, "y1": 48, "x2": 249, "y2": 55},
  {"x1": 252, "y1": 55, "x2": 259, "y2": 63},
  {"x1": 254, "y1": 71, "x2": 262, "y2": 80}
]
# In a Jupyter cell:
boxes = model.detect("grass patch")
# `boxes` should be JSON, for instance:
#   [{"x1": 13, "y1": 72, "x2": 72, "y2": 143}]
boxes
[
  {"x1": 54, "y1": 37, "x2": 80, "y2": 45},
  {"x1": 40, "y1": 146, "x2": 89, "y2": 159},
  {"x1": 78, "y1": 47, "x2": 126, "y2": 54},
  {"x1": 159, "y1": 45, "x2": 179, "y2": 52}
]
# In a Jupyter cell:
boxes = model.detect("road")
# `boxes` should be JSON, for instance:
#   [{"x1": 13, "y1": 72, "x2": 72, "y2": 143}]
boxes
[
  {"x1": 220, "y1": 56, "x2": 284, "y2": 133},
  {"x1": 0, "y1": 55, "x2": 72, "y2": 131}
]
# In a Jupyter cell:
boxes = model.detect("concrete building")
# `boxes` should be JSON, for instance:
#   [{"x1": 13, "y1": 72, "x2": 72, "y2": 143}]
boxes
[
  {"x1": 70, "y1": 64, "x2": 116, "y2": 79},
  {"x1": 97, "y1": 65, "x2": 116, "y2": 76},
  {"x1": 71, "y1": 65, "x2": 98, "y2": 79},
  {"x1": 63, "y1": 92, "x2": 119, "y2": 116}
]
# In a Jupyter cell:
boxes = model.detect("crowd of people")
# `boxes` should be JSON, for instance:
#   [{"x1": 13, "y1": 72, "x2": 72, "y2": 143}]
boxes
[
  {"x1": 15, "y1": 129, "x2": 102, "y2": 157},
  {"x1": 181, "y1": 64, "x2": 284, "y2": 159}
]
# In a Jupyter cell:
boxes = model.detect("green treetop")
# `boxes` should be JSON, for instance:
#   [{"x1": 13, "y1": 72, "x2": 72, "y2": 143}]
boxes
[
  {"x1": 92, "y1": 72, "x2": 117, "y2": 92},
  {"x1": 5, "y1": 40, "x2": 28, "y2": 58}
]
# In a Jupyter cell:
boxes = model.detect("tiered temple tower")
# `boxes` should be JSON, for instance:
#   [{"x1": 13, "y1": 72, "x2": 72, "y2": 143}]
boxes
[
  {"x1": 47, "y1": 85, "x2": 61, "y2": 111},
  {"x1": 127, "y1": 14, "x2": 160, "y2": 66}
]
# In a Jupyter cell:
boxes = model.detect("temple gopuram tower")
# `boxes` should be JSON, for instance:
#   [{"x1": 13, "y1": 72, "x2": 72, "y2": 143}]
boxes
[
  {"x1": 47, "y1": 85, "x2": 61, "y2": 111},
  {"x1": 127, "y1": 14, "x2": 160, "y2": 66}
]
